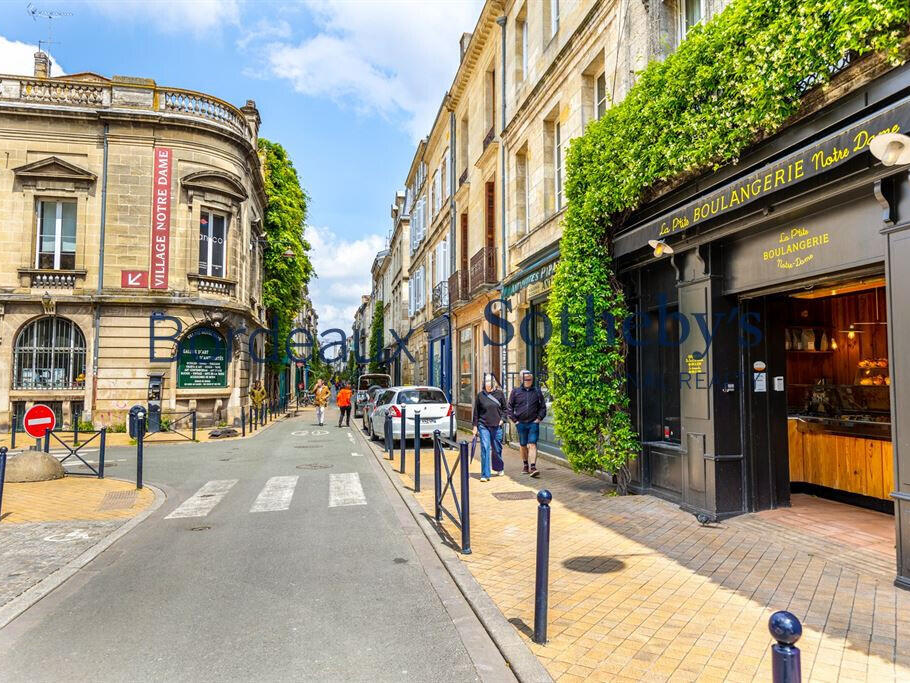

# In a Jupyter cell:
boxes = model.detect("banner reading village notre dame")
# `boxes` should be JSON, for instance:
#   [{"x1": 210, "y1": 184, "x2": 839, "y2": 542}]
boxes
[{"x1": 150, "y1": 147, "x2": 172, "y2": 290}]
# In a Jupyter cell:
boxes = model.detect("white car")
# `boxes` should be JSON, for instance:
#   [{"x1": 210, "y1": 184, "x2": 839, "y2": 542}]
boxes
[{"x1": 368, "y1": 385, "x2": 456, "y2": 442}]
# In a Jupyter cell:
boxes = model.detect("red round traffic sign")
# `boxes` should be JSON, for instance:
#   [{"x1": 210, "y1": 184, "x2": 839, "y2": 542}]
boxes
[{"x1": 23, "y1": 404, "x2": 56, "y2": 438}]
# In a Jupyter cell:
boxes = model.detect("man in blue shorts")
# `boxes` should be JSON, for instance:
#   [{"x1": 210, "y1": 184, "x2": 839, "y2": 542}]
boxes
[{"x1": 507, "y1": 369, "x2": 547, "y2": 477}]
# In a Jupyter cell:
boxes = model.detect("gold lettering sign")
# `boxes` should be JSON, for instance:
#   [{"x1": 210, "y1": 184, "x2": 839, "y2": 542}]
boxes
[{"x1": 761, "y1": 226, "x2": 830, "y2": 270}]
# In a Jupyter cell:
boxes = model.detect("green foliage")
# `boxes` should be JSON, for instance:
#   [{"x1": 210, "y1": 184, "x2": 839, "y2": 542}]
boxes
[
  {"x1": 368, "y1": 301, "x2": 385, "y2": 373},
  {"x1": 76, "y1": 419, "x2": 94, "y2": 432},
  {"x1": 258, "y1": 138, "x2": 314, "y2": 369},
  {"x1": 109, "y1": 422, "x2": 127, "y2": 433},
  {"x1": 547, "y1": 0, "x2": 909, "y2": 492}
]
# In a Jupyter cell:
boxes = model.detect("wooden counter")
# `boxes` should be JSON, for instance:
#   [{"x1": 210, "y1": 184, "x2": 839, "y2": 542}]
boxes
[{"x1": 788, "y1": 418, "x2": 893, "y2": 499}]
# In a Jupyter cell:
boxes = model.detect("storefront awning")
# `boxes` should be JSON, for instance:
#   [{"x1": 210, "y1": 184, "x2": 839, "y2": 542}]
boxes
[{"x1": 503, "y1": 249, "x2": 560, "y2": 298}]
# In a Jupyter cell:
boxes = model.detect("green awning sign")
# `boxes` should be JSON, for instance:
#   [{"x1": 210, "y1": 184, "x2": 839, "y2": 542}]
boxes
[
  {"x1": 503, "y1": 260, "x2": 556, "y2": 298},
  {"x1": 177, "y1": 327, "x2": 227, "y2": 388}
]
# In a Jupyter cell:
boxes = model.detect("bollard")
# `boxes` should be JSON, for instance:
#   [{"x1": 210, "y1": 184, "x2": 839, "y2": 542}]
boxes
[
  {"x1": 459, "y1": 440, "x2": 471, "y2": 554},
  {"x1": 433, "y1": 430, "x2": 442, "y2": 522},
  {"x1": 769, "y1": 611, "x2": 802, "y2": 683},
  {"x1": 413, "y1": 412, "x2": 421, "y2": 493},
  {"x1": 400, "y1": 406, "x2": 407, "y2": 474},
  {"x1": 136, "y1": 415, "x2": 145, "y2": 490},
  {"x1": 44, "y1": 427, "x2": 50, "y2": 453},
  {"x1": 98, "y1": 428, "x2": 106, "y2": 478},
  {"x1": 73, "y1": 416, "x2": 78, "y2": 445},
  {"x1": 10, "y1": 417, "x2": 15, "y2": 450},
  {"x1": 533, "y1": 489, "x2": 552, "y2": 644},
  {"x1": 384, "y1": 414, "x2": 393, "y2": 457},
  {"x1": 242, "y1": 406, "x2": 246, "y2": 437},
  {"x1": 191, "y1": 410, "x2": 197, "y2": 441},
  {"x1": 0, "y1": 446, "x2": 7, "y2": 519}
]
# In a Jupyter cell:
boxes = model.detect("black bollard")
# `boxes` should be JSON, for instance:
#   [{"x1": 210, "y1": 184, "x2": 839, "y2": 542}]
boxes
[
  {"x1": 98, "y1": 428, "x2": 106, "y2": 478},
  {"x1": 136, "y1": 414, "x2": 145, "y2": 490},
  {"x1": 385, "y1": 414, "x2": 393, "y2": 457},
  {"x1": 10, "y1": 417, "x2": 15, "y2": 450},
  {"x1": 0, "y1": 446, "x2": 7, "y2": 519},
  {"x1": 433, "y1": 430, "x2": 442, "y2": 522},
  {"x1": 459, "y1": 440, "x2": 471, "y2": 554},
  {"x1": 191, "y1": 410, "x2": 197, "y2": 441},
  {"x1": 769, "y1": 611, "x2": 802, "y2": 683},
  {"x1": 73, "y1": 416, "x2": 78, "y2": 445},
  {"x1": 414, "y1": 412, "x2": 421, "y2": 493},
  {"x1": 399, "y1": 406, "x2": 406, "y2": 474},
  {"x1": 44, "y1": 427, "x2": 50, "y2": 453},
  {"x1": 242, "y1": 406, "x2": 246, "y2": 437},
  {"x1": 533, "y1": 489, "x2": 552, "y2": 644}
]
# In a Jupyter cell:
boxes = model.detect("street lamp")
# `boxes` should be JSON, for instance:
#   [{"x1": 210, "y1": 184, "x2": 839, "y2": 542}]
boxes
[
  {"x1": 283, "y1": 247, "x2": 295, "y2": 259},
  {"x1": 869, "y1": 133, "x2": 910, "y2": 166}
]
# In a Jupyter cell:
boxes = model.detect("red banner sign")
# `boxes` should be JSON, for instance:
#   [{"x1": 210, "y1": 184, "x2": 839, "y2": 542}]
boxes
[
  {"x1": 121, "y1": 270, "x2": 148, "y2": 288},
  {"x1": 150, "y1": 147, "x2": 172, "y2": 290}
]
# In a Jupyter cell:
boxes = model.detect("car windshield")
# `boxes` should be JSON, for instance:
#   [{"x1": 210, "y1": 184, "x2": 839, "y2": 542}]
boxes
[{"x1": 397, "y1": 389, "x2": 447, "y2": 405}]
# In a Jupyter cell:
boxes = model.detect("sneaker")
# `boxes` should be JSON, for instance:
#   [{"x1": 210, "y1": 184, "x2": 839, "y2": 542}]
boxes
[
  {"x1": 522, "y1": 462, "x2": 530, "y2": 475},
  {"x1": 480, "y1": 477, "x2": 489, "y2": 482},
  {"x1": 495, "y1": 469, "x2": 505, "y2": 476},
  {"x1": 529, "y1": 464, "x2": 540, "y2": 478}
]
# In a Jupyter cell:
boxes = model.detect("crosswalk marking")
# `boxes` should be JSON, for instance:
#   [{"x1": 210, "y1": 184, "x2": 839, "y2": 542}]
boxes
[
  {"x1": 250, "y1": 476, "x2": 299, "y2": 512},
  {"x1": 165, "y1": 479, "x2": 238, "y2": 519},
  {"x1": 328, "y1": 472, "x2": 367, "y2": 507}
]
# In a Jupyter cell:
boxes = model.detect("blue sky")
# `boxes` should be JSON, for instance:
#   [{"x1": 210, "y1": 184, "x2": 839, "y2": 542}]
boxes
[{"x1": 0, "y1": 0, "x2": 482, "y2": 332}]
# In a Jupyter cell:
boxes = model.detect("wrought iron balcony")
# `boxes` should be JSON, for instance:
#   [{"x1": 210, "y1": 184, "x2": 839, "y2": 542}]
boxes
[
  {"x1": 469, "y1": 246, "x2": 497, "y2": 294},
  {"x1": 482, "y1": 126, "x2": 495, "y2": 150},
  {"x1": 448, "y1": 270, "x2": 469, "y2": 304},
  {"x1": 459, "y1": 168, "x2": 468, "y2": 187},
  {"x1": 432, "y1": 280, "x2": 449, "y2": 313}
]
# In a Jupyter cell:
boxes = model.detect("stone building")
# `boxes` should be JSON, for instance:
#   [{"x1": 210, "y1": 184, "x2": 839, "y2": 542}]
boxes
[{"x1": 0, "y1": 52, "x2": 268, "y2": 431}]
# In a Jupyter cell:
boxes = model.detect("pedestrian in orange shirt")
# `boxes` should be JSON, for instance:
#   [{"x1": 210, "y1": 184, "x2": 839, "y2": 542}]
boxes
[{"x1": 336, "y1": 382, "x2": 353, "y2": 427}]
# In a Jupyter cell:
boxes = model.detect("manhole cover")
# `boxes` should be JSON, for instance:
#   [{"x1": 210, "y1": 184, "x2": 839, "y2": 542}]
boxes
[
  {"x1": 492, "y1": 491, "x2": 537, "y2": 501},
  {"x1": 97, "y1": 490, "x2": 138, "y2": 510},
  {"x1": 296, "y1": 463, "x2": 332, "y2": 470},
  {"x1": 189, "y1": 525, "x2": 211, "y2": 531}
]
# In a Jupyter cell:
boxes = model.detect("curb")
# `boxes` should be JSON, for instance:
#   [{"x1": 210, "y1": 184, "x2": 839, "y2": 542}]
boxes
[
  {"x1": 0, "y1": 479, "x2": 166, "y2": 630},
  {"x1": 353, "y1": 427, "x2": 553, "y2": 683}
]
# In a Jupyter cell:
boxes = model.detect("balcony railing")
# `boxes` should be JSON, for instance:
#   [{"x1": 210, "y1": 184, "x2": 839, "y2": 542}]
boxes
[
  {"x1": 18, "y1": 268, "x2": 86, "y2": 289},
  {"x1": 482, "y1": 126, "x2": 495, "y2": 150},
  {"x1": 432, "y1": 280, "x2": 449, "y2": 313},
  {"x1": 469, "y1": 246, "x2": 497, "y2": 294},
  {"x1": 188, "y1": 273, "x2": 236, "y2": 297},
  {"x1": 459, "y1": 168, "x2": 468, "y2": 187},
  {"x1": 448, "y1": 270, "x2": 469, "y2": 304}
]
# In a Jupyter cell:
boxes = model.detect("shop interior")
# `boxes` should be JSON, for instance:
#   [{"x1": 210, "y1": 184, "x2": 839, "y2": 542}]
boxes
[{"x1": 771, "y1": 276, "x2": 894, "y2": 555}]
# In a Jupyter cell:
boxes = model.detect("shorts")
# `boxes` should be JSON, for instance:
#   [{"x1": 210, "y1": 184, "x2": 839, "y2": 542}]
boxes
[{"x1": 515, "y1": 421, "x2": 540, "y2": 446}]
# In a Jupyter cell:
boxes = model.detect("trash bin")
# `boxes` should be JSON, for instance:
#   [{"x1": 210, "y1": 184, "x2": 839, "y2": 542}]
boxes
[{"x1": 128, "y1": 404, "x2": 146, "y2": 439}]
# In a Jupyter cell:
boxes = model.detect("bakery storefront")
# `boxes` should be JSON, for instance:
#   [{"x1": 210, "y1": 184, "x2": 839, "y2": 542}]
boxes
[{"x1": 615, "y1": 63, "x2": 910, "y2": 588}]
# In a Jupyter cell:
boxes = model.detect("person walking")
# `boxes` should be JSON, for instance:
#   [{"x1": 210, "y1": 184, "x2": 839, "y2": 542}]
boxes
[
  {"x1": 336, "y1": 381, "x2": 353, "y2": 427},
  {"x1": 507, "y1": 369, "x2": 547, "y2": 477},
  {"x1": 472, "y1": 373, "x2": 506, "y2": 482},
  {"x1": 250, "y1": 379, "x2": 267, "y2": 424},
  {"x1": 313, "y1": 378, "x2": 330, "y2": 426}
]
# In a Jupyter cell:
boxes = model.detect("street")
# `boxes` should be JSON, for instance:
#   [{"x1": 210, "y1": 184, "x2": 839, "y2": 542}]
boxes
[{"x1": 0, "y1": 411, "x2": 507, "y2": 682}]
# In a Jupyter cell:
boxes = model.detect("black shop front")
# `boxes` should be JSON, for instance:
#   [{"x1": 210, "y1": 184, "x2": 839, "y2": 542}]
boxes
[{"x1": 614, "y1": 61, "x2": 910, "y2": 589}]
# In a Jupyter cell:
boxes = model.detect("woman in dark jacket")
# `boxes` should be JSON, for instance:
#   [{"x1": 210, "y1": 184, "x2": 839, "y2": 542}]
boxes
[{"x1": 472, "y1": 373, "x2": 506, "y2": 481}]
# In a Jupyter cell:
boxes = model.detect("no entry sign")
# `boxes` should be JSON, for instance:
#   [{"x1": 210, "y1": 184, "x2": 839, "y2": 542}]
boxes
[{"x1": 24, "y1": 404, "x2": 56, "y2": 438}]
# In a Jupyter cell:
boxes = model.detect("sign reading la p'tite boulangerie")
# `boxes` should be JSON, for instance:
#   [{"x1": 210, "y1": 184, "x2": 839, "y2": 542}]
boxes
[{"x1": 150, "y1": 147, "x2": 173, "y2": 290}]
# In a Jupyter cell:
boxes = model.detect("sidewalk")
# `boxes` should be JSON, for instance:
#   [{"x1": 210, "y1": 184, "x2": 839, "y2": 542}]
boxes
[
  {"x1": 373, "y1": 435, "x2": 910, "y2": 682},
  {"x1": 0, "y1": 476, "x2": 157, "y2": 617}
]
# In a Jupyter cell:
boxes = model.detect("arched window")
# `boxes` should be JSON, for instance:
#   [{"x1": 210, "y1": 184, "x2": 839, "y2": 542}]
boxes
[{"x1": 14, "y1": 317, "x2": 86, "y2": 390}]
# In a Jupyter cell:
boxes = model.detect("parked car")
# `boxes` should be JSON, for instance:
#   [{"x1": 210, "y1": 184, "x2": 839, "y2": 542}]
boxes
[
  {"x1": 359, "y1": 385, "x2": 385, "y2": 432},
  {"x1": 354, "y1": 373, "x2": 392, "y2": 417},
  {"x1": 367, "y1": 386, "x2": 455, "y2": 442}
]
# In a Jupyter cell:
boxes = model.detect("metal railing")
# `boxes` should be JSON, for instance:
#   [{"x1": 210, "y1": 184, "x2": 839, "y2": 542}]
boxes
[
  {"x1": 432, "y1": 430, "x2": 471, "y2": 554},
  {"x1": 469, "y1": 246, "x2": 497, "y2": 293},
  {"x1": 155, "y1": 410, "x2": 197, "y2": 441},
  {"x1": 432, "y1": 280, "x2": 449, "y2": 313},
  {"x1": 43, "y1": 427, "x2": 107, "y2": 478}
]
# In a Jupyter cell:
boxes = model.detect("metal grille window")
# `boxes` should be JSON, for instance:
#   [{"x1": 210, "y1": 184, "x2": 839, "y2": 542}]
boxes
[
  {"x1": 14, "y1": 317, "x2": 86, "y2": 390},
  {"x1": 198, "y1": 210, "x2": 227, "y2": 277},
  {"x1": 36, "y1": 200, "x2": 77, "y2": 270}
]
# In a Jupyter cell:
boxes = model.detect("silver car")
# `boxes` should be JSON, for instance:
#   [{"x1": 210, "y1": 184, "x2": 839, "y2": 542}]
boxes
[{"x1": 367, "y1": 386, "x2": 455, "y2": 442}]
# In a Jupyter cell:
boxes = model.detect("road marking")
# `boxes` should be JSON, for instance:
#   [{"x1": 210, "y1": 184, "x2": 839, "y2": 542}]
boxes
[
  {"x1": 250, "y1": 476, "x2": 299, "y2": 513},
  {"x1": 328, "y1": 472, "x2": 367, "y2": 507},
  {"x1": 351, "y1": 451, "x2": 363, "y2": 457},
  {"x1": 165, "y1": 480, "x2": 238, "y2": 519}
]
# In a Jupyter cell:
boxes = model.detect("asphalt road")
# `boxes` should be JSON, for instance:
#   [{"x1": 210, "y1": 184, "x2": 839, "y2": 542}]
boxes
[{"x1": 0, "y1": 410, "x2": 505, "y2": 682}]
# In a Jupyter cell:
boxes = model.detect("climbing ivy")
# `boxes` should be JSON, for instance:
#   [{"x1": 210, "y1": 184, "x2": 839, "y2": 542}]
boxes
[
  {"x1": 258, "y1": 139, "x2": 313, "y2": 367},
  {"x1": 368, "y1": 301, "x2": 385, "y2": 373},
  {"x1": 546, "y1": 0, "x2": 909, "y2": 493}
]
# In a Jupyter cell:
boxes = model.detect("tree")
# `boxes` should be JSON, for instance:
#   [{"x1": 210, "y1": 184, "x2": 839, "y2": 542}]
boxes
[{"x1": 368, "y1": 301, "x2": 385, "y2": 373}]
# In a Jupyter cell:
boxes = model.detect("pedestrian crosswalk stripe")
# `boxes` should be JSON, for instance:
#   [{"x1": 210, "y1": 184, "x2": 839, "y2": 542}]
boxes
[
  {"x1": 328, "y1": 472, "x2": 366, "y2": 507},
  {"x1": 250, "y1": 476, "x2": 298, "y2": 512},
  {"x1": 165, "y1": 479, "x2": 238, "y2": 519}
]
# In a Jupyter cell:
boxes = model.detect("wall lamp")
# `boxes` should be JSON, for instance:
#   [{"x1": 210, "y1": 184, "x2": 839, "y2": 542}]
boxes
[
  {"x1": 648, "y1": 239, "x2": 674, "y2": 258},
  {"x1": 869, "y1": 133, "x2": 910, "y2": 166}
]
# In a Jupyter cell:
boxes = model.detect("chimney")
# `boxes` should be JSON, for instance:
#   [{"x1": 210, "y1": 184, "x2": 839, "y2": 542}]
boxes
[
  {"x1": 459, "y1": 33, "x2": 473, "y2": 62},
  {"x1": 34, "y1": 51, "x2": 51, "y2": 78}
]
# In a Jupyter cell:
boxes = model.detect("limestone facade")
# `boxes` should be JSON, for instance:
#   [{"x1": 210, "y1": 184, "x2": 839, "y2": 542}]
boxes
[{"x1": 0, "y1": 58, "x2": 268, "y2": 431}]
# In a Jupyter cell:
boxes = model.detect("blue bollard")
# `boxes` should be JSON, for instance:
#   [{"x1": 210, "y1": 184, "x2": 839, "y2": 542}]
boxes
[
  {"x1": 459, "y1": 440, "x2": 471, "y2": 554},
  {"x1": 385, "y1": 414, "x2": 393, "y2": 457},
  {"x1": 0, "y1": 446, "x2": 7, "y2": 519},
  {"x1": 242, "y1": 406, "x2": 246, "y2": 437},
  {"x1": 44, "y1": 427, "x2": 50, "y2": 453},
  {"x1": 136, "y1": 415, "x2": 145, "y2": 490},
  {"x1": 769, "y1": 611, "x2": 802, "y2": 683},
  {"x1": 433, "y1": 430, "x2": 442, "y2": 522},
  {"x1": 10, "y1": 417, "x2": 15, "y2": 450},
  {"x1": 98, "y1": 428, "x2": 106, "y2": 479},
  {"x1": 533, "y1": 489, "x2": 552, "y2": 644},
  {"x1": 400, "y1": 406, "x2": 407, "y2": 474},
  {"x1": 414, "y1": 412, "x2": 421, "y2": 493}
]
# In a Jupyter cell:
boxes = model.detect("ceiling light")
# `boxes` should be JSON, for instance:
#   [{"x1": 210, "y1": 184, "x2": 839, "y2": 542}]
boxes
[
  {"x1": 648, "y1": 239, "x2": 674, "y2": 258},
  {"x1": 869, "y1": 133, "x2": 910, "y2": 166}
]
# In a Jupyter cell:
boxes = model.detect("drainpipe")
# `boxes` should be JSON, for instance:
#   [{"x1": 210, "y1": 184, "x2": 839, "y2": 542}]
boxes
[
  {"x1": 497, "y1": 15, "x2": 508, "y2": 389},
  {"x1": 91, "y1": 122, "x2": 110, "y2": 419},
  {"x1": 448, "y1": 109, "x2": 457, "y2": 403}
]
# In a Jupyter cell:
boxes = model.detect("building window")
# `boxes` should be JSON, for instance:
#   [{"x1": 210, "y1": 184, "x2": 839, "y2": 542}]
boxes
[
  {"x1": 521, "y1": 18, "x2": 529, "y2": 79},
  {"x1": 485, "y1": 68, "x2": 496, "y2": 138},
  {"x1": 14, "y1": 316, "x2": 86, "y2": 390},
  {"x1": 199, "y1": 210, "x2": 226, "y2": 277},
  {"x1": 595, "y1": 72, "x2": 608, "y2": 119},
  {"x1": 36, "y1": 200, "x2": 76, "y2": 270},
  {"x1": 641, "y1": 307, "x2": 681, "y2": 444},
  {"x1": 680, "y1": 0, "x2": 703, "y2": 40},
  {"x1": 546, "y1": 0, "x2": 559, "y2": 40},
  {"x1": 554, "y1": 122, "x2": 564, "y2": 211},
  {"x1": 458, "y1": 327, "x2": 473, "y2": 404},
  {"x1": 516, "y1": 150, "x2": 530, "y2": 235}
]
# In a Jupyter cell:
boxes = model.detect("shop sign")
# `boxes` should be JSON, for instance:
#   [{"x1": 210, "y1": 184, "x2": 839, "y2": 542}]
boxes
[
  {"x1": 177, "y1": 328, "x2": 227, "y2": 388},
  {"x1": 504, "y1": 260, "x2": 557, "y2": 298},
  {"x1": 624, "y1": 95, "x2": 910, "y2": 253},
  {"x1": 150, "y1": 147, "x2": 173, "y2": 290}
]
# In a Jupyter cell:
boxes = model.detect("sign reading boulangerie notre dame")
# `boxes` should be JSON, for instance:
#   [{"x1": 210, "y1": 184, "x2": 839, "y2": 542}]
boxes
[
  {"x1": 177, "y1": 328, "x2": 227, "y2": 388},
  {"x1": 150, "y1": 147, "x2": 172, "y2": 290}
]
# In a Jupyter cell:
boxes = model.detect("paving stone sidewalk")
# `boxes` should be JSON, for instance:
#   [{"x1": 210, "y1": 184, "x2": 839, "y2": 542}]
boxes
[
  {"x1": 0, "y1": 477, "x2": 155, "y2": 612},
  {"x1": 374, "y1": 435, "x2": 910, "y2": 682}
]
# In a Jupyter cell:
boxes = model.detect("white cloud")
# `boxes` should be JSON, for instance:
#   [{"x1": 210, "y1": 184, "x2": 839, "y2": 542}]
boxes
[
  {"x1": 236, "y1": 18, "x2": 291, "y2": 51},
  {"x1": 259, "y1": 0, "x2": 483, "y2": 139},
  {"x1": 87, "y1": 0, "x2": 241, "y2": 35},
  {"x1": 0, "y1": 36, "x2": 64, "y2": 76},
  {"x1": 305, "y1": 224, "x2": 385, "y2": 335}
]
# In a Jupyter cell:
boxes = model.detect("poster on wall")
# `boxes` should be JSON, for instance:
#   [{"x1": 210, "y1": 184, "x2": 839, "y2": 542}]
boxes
[
  {"x1": 177, "y1": 328, "x2": 227, "y2": 388},
  {"x1": 150, "y1": 147, "x2": 172, "y2": 290}
]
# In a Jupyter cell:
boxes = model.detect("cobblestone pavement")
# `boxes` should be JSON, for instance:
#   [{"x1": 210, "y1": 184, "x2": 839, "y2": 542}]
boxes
[{"x1": 372, "y1": 435, "x2": 910, "y2": 682}]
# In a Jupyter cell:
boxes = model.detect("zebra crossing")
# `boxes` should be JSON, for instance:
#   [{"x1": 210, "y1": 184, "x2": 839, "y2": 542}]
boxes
[{"x1": 164, "y1": 471, "x2": 368, "y2": 519}]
